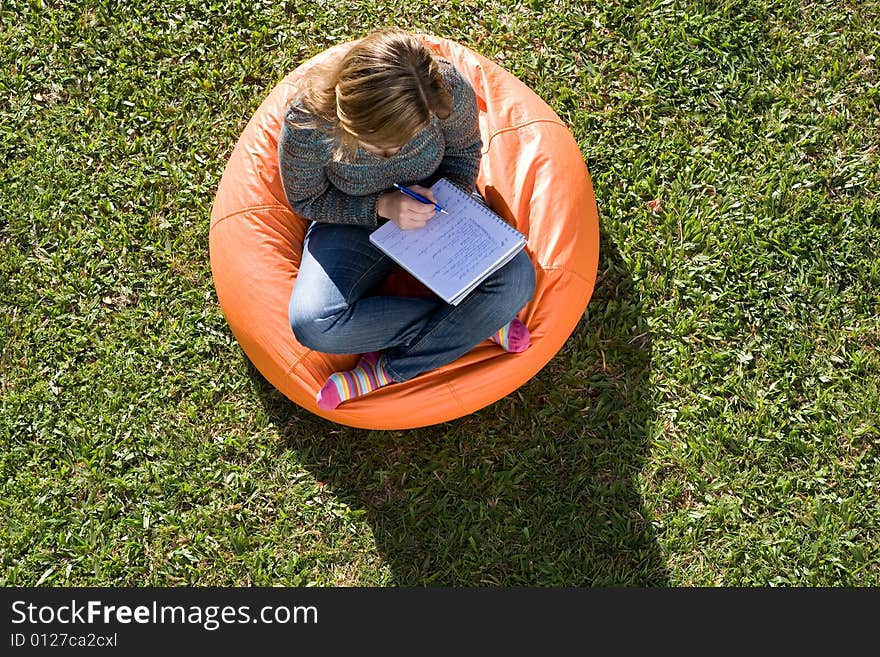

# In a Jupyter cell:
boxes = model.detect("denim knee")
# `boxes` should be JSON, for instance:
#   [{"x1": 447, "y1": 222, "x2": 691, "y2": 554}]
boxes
[
  {"x1": 288, "y1": 292, "x2": 347, "y2": 353},
  {"x1": 494, "y1": 251, "x2": 536, "y2": 313}
]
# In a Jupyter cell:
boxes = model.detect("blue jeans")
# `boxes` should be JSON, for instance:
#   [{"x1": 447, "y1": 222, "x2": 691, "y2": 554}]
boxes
[{"x1": 289, "y1": 221, "x2": 536, "y2": 382}]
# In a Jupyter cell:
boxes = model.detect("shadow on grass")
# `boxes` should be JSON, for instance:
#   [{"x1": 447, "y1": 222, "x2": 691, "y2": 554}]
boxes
[{"x1": 253, "y1": 229, "x2": 667, "y2": 585}]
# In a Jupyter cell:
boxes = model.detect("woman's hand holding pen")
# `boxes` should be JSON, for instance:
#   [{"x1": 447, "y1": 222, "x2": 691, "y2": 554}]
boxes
[{"x1": 377, "y1": 185, "x2": 438, "y2": 230}]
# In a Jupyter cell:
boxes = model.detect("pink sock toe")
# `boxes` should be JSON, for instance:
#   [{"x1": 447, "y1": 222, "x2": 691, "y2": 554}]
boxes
[
  {"x1": 506, "y1": 318, "x2": 530, "y2": 353},
  {"x1": 316, "y1": 381, "x2": 342, "y2": 410}
]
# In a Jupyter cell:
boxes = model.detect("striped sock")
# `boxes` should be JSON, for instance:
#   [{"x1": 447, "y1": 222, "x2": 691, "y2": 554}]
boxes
[
  {"x1": 317, "y1": 352, "x2": 393, "y2": 410},
  {"x1": 489, "y1": 318, "x2": 530, "y2": 353}
]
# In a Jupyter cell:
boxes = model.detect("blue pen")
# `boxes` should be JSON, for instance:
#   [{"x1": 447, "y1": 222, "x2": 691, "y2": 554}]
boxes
[{"x1": 392, "y1": 183, "x2": 449, "y2": 214}]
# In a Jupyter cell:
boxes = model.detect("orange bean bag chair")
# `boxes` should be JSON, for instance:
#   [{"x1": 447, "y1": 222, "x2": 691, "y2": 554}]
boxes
[{"x1": 210, "y1": 34, "x2": 599, "y2": 430}]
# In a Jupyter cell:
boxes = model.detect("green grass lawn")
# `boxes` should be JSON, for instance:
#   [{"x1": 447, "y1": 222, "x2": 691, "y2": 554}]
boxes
[{"x1": 2, "y1": 0, "x2": 878, "y2": 586}]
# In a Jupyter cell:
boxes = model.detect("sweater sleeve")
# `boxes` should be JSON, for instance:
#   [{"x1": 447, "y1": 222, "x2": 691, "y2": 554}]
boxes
[
  {"x1": 433, "y1": 63, "x2": 482, "y2": 193},
  {"x1": 278, "y1": 109, "x2": 380, "y2": 228}
]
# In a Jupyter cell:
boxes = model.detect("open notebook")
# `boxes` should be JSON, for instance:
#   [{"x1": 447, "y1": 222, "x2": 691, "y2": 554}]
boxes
[{"x1": 369, "y1": 178, "x2": 527, "y2": 306}]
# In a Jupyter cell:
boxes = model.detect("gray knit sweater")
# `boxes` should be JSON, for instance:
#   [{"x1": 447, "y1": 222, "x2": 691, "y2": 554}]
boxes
[{"x1": 278, "y1": 59, "x2": 482, "y2": 228}]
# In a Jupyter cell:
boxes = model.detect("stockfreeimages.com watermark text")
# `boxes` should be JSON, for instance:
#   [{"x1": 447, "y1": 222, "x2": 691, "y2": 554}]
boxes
[{"x1": 11, "y1": 599, "x2": 317, "y2": 632}]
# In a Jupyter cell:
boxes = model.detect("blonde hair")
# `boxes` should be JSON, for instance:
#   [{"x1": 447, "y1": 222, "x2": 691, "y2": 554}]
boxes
[{"x1": 288, "y1": 29, "x2": 453, "y2": 161}]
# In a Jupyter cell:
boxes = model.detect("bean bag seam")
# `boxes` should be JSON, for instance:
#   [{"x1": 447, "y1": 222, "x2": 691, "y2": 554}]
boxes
[
  {"x1": 284, "y1": 348, "x2": 314, "y2": 379},
  {"x1": 538, "y1": 264, "x2": 594, "y2": 286},
  {"x1": 210, "y1": 204, "x2": 293, "y2": 232},
  {"x1": 482, "y1": 119, "x2": 568, "y2": 153},
  {"x1": 444, "y1": 379, "x2": 466, "y2": 412}
]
